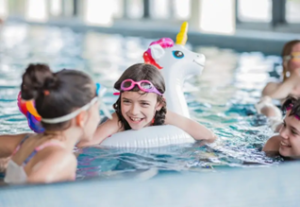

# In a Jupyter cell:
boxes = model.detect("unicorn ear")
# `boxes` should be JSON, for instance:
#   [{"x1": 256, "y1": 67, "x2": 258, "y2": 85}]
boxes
[{"x1": 150, "y1": 44, "x2": 165, "y2": 60}]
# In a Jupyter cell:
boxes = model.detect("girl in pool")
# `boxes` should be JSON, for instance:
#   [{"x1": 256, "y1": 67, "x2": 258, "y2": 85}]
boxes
[
  {"x1": 0, "y1": 64, "x2": 101, "y2": 184},
  {"x1": 78, "y1": 63, "x2": 217, "y2": 147},
  {"x1": 256, "y1": 40, "x2": 300, "y2": 131},
  {"x1": 263, "y1": 96, "x2": 300, "y2": 159}
]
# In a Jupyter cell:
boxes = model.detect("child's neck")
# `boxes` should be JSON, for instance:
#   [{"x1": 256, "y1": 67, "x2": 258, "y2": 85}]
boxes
[{"x1": 44, "y1": 128, "x2": 81, "y2": 151}]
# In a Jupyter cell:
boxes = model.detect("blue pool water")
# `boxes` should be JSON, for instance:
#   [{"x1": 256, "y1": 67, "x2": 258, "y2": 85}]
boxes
[{"x1": 0, "y1": 23, "x2": 284, "y2": 181}]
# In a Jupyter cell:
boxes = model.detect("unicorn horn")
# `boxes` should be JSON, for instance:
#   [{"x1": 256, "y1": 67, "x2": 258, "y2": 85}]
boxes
[{"x1": 176, "y1": 21, "x2": 188, "y2": 45}]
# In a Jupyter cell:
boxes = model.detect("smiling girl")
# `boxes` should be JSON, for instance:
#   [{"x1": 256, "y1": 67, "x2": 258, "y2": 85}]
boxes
[
  {"x1": 78, "y1": 63, "x2": 217, "y2": 147},
  {"x1": 263, "y1": 96, "x2": 300, "y2": 159}
]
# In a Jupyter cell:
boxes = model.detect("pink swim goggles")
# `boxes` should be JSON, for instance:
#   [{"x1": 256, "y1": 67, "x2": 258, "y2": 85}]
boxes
[
  {"x1": 114, "y1": 79, "x2": 162, "y2": 96},
  {"x1": 286, "y1": 104, "x2": 300, "y2": 120}
]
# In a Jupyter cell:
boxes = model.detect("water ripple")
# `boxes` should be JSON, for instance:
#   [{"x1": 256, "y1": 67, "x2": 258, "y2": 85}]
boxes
[{"x1": 0, "y1": 23, "x2": 286, "y2": 180}]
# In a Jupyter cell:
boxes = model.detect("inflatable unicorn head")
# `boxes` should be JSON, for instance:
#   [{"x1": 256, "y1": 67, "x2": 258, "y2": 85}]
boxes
[
  {"x1": 143, "y1": 22, "x2": 205, "y2": 118},
  {"x1": 143, "y1": 22, "x2": 205, "y2": 77}
]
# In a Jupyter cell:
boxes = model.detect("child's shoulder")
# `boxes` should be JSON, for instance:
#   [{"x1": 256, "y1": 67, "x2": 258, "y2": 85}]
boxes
[
  {"x1": 263, "y1": 135, "x2": 281, "y2": 152},
  {"x1": 100, "y1": 113, "x2": 119, "y2": 127},
  {"x1": 37, "y1": 145, "x2": 76, "y2": 167},
  {"x1": 26, "y1": 146, "x2": 77, "y2": 183}
]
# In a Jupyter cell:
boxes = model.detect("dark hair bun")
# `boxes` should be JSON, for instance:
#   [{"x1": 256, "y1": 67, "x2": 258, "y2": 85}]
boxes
[{"x1": 21, "y1": 64, "x2": 58, "y2": 100}]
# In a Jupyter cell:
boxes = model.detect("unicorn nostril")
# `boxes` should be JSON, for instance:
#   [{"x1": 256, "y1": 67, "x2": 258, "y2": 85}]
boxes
[
  {"x1": 197, "y1": 54, "x2": 204, "y2": 58},
  {"x1": 199, "y1": 54, "x2": 206, "y2": 61}
]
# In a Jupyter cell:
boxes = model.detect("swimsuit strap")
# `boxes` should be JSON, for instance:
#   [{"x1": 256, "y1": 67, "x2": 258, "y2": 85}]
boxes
[
  {"x1": 22, "y1": 140, "x2": 65, "y2": 166},
  {"x1": 12, "y1": 134, "x2": 31, "y2": 156},
  {"x1": 35, "y1": 140, "x2": 65, "y2": 151}
]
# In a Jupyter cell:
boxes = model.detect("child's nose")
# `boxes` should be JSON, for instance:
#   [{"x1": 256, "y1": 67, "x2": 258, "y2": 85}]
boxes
[
  {"x1": 130, "y1": 104, "x2": 139, "y2": 115},
  {"x1": 279, "y1": 128, "x2": 289, "y2": 139}
]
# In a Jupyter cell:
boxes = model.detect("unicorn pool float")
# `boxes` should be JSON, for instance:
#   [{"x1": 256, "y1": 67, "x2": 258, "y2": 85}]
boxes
[
  {"x1": 142, "y1": 21, "x2": 205, "y2": 118},
  {"x1": 18, "y1": 22, "x2": 206, "y2": 148},
  {"x1": 100, "y1": 22, "x2": 207, "y2": 148}
]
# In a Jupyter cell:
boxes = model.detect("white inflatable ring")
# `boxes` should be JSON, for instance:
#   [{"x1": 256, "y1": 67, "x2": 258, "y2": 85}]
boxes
[{"x1": 100, "y1": 125, "x2": 195, "y2": 148}]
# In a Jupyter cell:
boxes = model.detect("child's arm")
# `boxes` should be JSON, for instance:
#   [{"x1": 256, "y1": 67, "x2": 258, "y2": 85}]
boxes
[
  {"x1": 77, "y1": 113, "x2": 120, "y2": 147},
  {"x1": 0, "y1": 133, "x2": 29, "y2": 158},
  {"x1": 263, "y1": 76, "x2": 299, "y2": 99},
  {"x1": 165, "y1": 110, "x2": 217, "y2": 143},
  {"x1": 262, "y1": 82, "x2": 279, "y2": 97},
  {"x1": 262, "y1": 135, "x2": 281, "y2": 153}
]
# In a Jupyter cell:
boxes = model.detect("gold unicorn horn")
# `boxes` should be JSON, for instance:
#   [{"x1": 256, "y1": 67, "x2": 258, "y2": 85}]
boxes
[{"x1": 176, "y1": 21, "x2": 188, "y2": 45}]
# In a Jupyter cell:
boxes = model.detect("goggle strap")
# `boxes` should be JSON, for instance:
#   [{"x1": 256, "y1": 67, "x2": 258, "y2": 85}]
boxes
[{"x1": 41, "y1": 97, "x2": 98, "y2": 124}]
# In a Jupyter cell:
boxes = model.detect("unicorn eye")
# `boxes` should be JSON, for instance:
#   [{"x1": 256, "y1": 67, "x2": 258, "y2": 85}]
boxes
[{"x1": 172, "y1": 51, "x2": 184, "y2": 59}]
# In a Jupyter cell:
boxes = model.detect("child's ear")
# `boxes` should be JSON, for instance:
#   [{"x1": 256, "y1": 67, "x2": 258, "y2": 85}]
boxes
[
  {"x1": 76, "y1": 111, "x2": 87, "y2": 127},
  {"x1": 155, "y1": 102, "x2": 164, "y2": 111}
]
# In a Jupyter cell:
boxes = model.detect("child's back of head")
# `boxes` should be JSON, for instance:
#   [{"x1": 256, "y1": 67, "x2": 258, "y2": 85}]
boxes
[{"x1": 3, "y1": 63, "x2": 101, "y2": 184}]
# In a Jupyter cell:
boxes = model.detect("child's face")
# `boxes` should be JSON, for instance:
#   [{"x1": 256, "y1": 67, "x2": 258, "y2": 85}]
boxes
[
  {"x1": 287, "y1": 43, "x2": 300, "y2": 73},
  {"x1": 279, "y1": 110, "x2": 300, "y2": 158},
  {"x1": 120, "y1": 91, "x2": 162, "y2": 130},
  {"x1": 82, "y1": 99, "x2": 101, "y2": 141},
  {"x1": 80, "y1": 84, "x2": 101, "y2": 141}
]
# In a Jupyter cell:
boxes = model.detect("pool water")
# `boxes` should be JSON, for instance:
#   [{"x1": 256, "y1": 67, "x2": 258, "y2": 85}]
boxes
[{"x1": 0, "y1": 23, "x2": 284, "y2": 181}]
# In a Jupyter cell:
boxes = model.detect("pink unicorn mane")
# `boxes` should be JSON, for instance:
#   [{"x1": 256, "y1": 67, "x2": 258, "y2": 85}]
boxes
[{"x1": 143, "y1": 38, "x2": 174, "y2": 69}]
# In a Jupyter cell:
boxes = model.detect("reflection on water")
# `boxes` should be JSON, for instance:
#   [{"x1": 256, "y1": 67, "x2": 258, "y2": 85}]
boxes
[{"x1": 0, "y1": 23, "x2": 284, "y2": 181}]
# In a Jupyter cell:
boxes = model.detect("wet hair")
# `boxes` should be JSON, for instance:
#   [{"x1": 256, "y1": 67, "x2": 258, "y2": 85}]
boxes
[
  {"x1": 21, "y1": 63, "x2": 95, "y2": 131},
  {"x1": 282, "y1": 40, "x2": 300, "y2": 81},
  {"x1": 282, "y1": 95, "x2": 300, "y2": 118},
  {"x1": 113, "y1": 63, "x2": 166, "y2": 130}
]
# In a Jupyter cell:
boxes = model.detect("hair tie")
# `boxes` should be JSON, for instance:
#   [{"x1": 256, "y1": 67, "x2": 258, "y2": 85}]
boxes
[
  {"x1": 44, "y1": 90, "x2": 50, "y2": 96},
  {"x1": 151, "y1": 118, "x2": 155, "y2": 125}
]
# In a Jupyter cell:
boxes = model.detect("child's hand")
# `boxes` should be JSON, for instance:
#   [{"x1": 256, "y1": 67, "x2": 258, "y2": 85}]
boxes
[
  {"x1": 198, "y1": 136, "x2": 217, "y2": 147},
  {"x1": 208, "y1": 134, "x2": 217, "y2": 143},
  {"x1": 199, "y1": 134, "x2": 217, "y2": 146},
  {"x1": 256, "y1": 96, "x2": 272, "y2": 108},
  {"x1": 0, "y1": 157, "x2": 10, "y2": 172}
]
